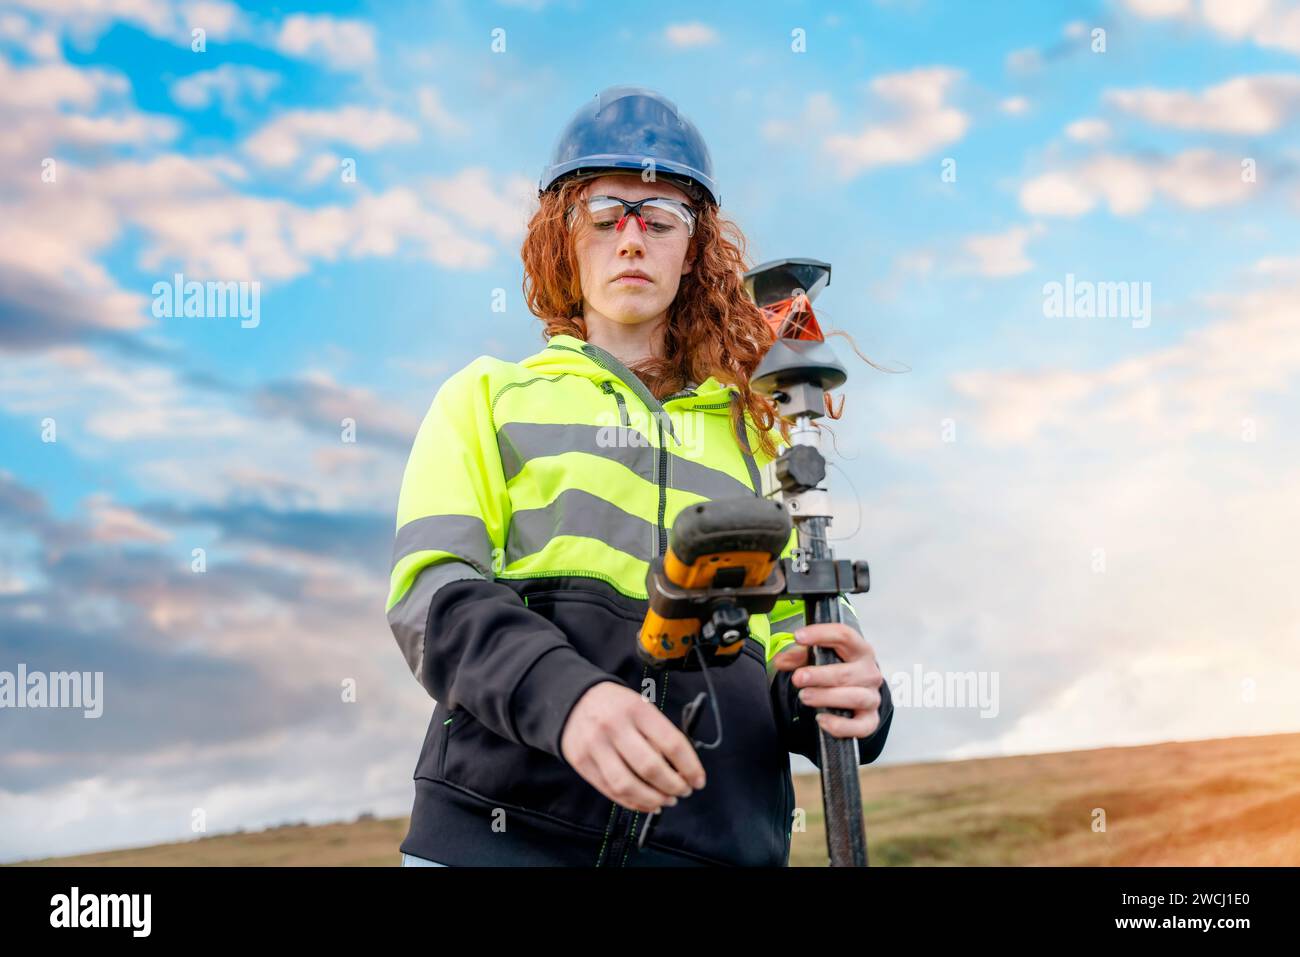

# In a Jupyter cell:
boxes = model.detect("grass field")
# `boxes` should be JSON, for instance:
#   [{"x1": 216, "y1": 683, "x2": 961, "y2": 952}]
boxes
[{"x1": 15, "y1": 731, "x2": 1300, "y2": 866}]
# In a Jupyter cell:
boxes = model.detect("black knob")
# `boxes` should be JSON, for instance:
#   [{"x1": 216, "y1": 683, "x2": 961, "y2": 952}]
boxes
[{"x1": 774, "y1": 444, "x2": 826, "y2": 492}]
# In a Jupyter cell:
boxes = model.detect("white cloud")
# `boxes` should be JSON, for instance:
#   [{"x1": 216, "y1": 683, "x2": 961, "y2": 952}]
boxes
[
  {"x1": 1000, "y1": 95, "x2": 1030, "y2": 115},
  {"x1": 127, "y1": 182, "x2": 496, "y2": 279},
  {"x1": 0, "y1": 55, "x2": 127, "y2": 110},
  {"x1": 10, "y1": 3, "x2": 385, "y2": 72},
  {"x1": 1087, "y1": 154, "x2": 1160, "y2": 214},
  {"x1": 0, "y1": 345, "x2": 249, "y2": 442},
  {"x1": 274, "y1": 13, "x2": 376, "y2": 70},
  {"x1": 950, "y1": 273, "x2": 1300, "y2": 446},
  {"x1": 0, "y1": 50, "x2": 181, "y2": 172},
  {"x1": 961, "y1": 223, "x2": 1046, "y2": 278},
  {"x1": 1105, "y1": 74, "x2": 1300, "y2": 133},
  {"x1": 0, "y1": 11, "x2": 61, "y2": 59},
  {"x1": 85, "y1": 494, "x2": 174, "y2": 544},
  {"x1": 423, "y1": 167, "x2": 537, "y2": 243},
  {"x1": 948, "y1": 368, "x2": 1096, "y2": 444},
  {"x1": 0, "y1": 345, "x2": 417, "y2": 513},
  {"x1": 3, "y1": 148, "x2": 499, "y2": 352},
  {"x1": 1020, "y1": 149, "x2": 1253, "y2": 217},
  {"x1": 1005, "y1": 47, "x2": 1043, "y2": 73},
  {"x1": 1065, "y1": 117, "x2": 1110, "y2": 143},
  {"x1": 0, "y1": 59, "x2": 208, "y2": 338},
  {"x1": 860, "y1": 261, "x2": 1300, "y2": 762},
  {"x1": 183, "y1": 0, "x2": 242, "y2": 38},
  {"x1": 760, "y1": 91, "x2": 838, "y2": 142},
  {"x1": 1251, "y1": 254, "x2": 1300, "y2": 278},
  {"x1": 170, "y1": 64, "x2": 280, "y2": 114},
  {"x1": 0, "y1": 47, "x2": 503, "y2": 346},
  {"x1": 664, "y1": 21, "x2": 720, "y2": 48},
  {"x1": 243, "y1": 107, "x2": 419, "y2": 168},
  {"x1": 416, "y1": 86, "x2": 469, "y2": 138},
  {"x1": 863, "y1": 433, "x2": 1300, "y2": 766},
  {"x1": 11, "y1": 111, "x2": 177, "y2": 155},
  {"x1": 9, "y1": 0, "x2": 246, "y2": 45},
  {"x1": 822, "y1": 67, "x2": 969, "y2": 177},
  {"x1": 1018, "y1": 171, "x2": 1097, "y2": 216},
  {"x1": 336, "y1": 197, "x2": 472, "y2": 268},
  {"x1": 1, "y1": 40, "x2": 477, "y2": 341},
  {"x1": 1123, "y1": 0, "x2": 1193, "y2": 16},
  {"x1": 871, "y1": 249, "x2": 936, "y2": 302},
  {"x1": 302, "y1": 152, "x2": 341, "y2": 185},
  {"x1": 1122, "y1": 0, "x2": 1300, "y2": 55},
  {"x1": 1203, "y1": 0, "x2": 1275, "y2": 35},
  {"x1": 1157, "y1": 149, "x2": 1256, "y2": 207}
]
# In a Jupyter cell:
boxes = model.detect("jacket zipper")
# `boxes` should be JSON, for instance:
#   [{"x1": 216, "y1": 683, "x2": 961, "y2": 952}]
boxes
[
  {"x1": 615, "y1": 406, "x2": 670, "y2": 862},
  {"x1": 603, "y1": 665, "x2": 671, "y2": 864},
  {"x1": 656, "y1": 417, "x2": 668, "y2": 556},
  {"x1": 437, "y1": 708, "x2": 457, "y2": 778},
  {"x1": 551, "y1": 342, "x2": 707, "y2": 863},
  {"x1": 552, "y1": 341, "x2": 682, "y2": 446},
  {"x1": 559, "y1": 341, "x2": 697, "y2": 558},
  {"x1": 599, "y1": 380, "x2": 629, "y2": 427}
]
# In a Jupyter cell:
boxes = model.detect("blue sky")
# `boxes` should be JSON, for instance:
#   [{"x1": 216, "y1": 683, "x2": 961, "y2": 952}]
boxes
[{"x1": 2, "y1": 0, "x2": 1299, "y2": 860}]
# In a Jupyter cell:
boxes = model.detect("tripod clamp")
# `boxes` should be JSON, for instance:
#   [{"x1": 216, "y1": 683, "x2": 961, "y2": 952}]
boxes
[{"x1": 766, "y1": 433, "x2": 870, "y2": 599}]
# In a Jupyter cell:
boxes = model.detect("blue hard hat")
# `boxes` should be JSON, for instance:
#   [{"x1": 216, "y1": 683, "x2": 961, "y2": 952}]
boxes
[{"x1": 538, "y1": 85, "x2": 720, "y2": 207}]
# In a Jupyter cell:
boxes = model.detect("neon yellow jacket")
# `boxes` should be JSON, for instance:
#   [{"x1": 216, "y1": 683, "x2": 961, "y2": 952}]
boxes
[{"x1": 387, "y1": 333, "x2": 892, "y2": 866}]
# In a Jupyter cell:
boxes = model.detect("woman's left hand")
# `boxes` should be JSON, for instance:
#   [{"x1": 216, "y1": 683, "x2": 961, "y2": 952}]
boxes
[{"x1": 769, "y1": 623, "x2": 884, "y2": 739}]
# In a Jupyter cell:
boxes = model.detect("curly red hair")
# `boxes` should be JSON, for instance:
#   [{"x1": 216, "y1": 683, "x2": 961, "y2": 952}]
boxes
[{"x1": 520, "y1": 176, "x2": 788, "y2": 460}]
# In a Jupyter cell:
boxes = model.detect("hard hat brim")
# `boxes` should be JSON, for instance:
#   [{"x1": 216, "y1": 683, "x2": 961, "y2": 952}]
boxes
[{"x1": 539, "y1": 155, "x2": 718, "y2": 207}]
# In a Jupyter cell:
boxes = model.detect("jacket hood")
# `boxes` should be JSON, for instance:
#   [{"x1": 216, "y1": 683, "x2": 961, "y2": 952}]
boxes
[{"x1": 520, "y1": 333, "x2": 743, "y2": 445}]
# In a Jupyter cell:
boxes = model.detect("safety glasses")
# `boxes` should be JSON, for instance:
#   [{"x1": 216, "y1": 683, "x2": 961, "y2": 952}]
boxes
[{"x1": 566, "y1": 195, "x2": 697, "y2": 238}]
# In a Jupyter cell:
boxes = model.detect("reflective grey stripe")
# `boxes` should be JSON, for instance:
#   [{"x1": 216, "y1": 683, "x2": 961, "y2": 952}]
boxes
[
  {"x1": 730, "y1": 393, "x2": 763, "y2": 496},
  {"x1": 392, "y1": 514, "x2": 493, "y2": 576},
  {"x1": 496, "y1": 421, "x2": 754, "y2": 502},
  {"x1": 505, "y1": 487, "x2": 656, "y2": 565},
  {"x1": 770, "y1": 611, "x2": 805, "y2": 635},
  {"x1": 667, "y1": 447, "x2": 757, "y2": 502},
  {"x1": 387, "y1": 560, "x2": 486, "y2": 690},
  {"x1": 498, "y1": 421, "x2": 653, "y2": 484}
]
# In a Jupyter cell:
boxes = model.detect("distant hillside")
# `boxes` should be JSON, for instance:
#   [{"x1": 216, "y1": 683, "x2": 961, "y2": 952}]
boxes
[{"x1": 15, "y1": 732, "x2": 1300, "y2": 866}]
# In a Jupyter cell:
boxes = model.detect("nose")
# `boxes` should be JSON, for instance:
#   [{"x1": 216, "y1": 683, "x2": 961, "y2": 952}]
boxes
[{"x1": 616, "y1": 217, "x2": 648, "y2": 257}]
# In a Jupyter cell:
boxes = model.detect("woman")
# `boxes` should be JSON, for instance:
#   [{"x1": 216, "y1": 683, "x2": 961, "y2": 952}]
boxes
[{"x1": 387, "y1": 86, "x2": 892, "y2": 867}]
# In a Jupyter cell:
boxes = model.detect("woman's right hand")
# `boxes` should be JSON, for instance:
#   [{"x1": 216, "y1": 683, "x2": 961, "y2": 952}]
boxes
[{"x1": 559, "y1": 681, "x2": 706, "y2": 813}]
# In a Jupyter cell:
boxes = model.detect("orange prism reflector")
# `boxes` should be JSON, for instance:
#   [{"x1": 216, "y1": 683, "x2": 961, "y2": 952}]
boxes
[{"x1": 760, "y1": 293, "x2": 825, "y2": 342}]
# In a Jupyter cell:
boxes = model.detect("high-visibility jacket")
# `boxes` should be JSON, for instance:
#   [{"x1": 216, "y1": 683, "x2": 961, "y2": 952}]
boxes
[{"x1": 386, "y1": 332, "x2": 893, "y2": 866}]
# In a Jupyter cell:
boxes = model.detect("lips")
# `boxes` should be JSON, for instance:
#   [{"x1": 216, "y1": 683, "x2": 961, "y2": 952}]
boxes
[{"x1": 613, "y1": 270, "x2": 652, "y2": 283}]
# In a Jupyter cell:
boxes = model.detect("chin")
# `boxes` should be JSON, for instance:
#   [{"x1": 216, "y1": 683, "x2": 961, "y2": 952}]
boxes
[{"x1": 600, "y1": 302, "x2": 667, "y2": 325}]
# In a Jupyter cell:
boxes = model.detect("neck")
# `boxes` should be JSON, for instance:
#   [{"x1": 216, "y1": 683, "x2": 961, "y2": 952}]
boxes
[{"x1": 581, "y1": 309, "x2": 667, "y2": 369}]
